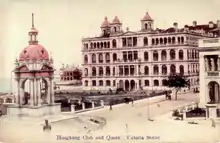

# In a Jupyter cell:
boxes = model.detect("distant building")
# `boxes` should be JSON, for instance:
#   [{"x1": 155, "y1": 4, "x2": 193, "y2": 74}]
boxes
[
  {"x1": 81, "y1": 12, "x2": 220, "y2": 91},
  {"x1": 60, "y1": 64, "x2": 82, "y2": 81}
]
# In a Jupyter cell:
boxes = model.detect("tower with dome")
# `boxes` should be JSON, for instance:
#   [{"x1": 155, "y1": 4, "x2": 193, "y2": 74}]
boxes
[{"x1": 7, "y1": 13, "x2": 61, "y2": 116}]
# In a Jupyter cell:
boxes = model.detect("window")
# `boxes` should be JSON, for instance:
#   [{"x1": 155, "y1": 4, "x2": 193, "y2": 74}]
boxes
[
  {"x1": 145, "y1": 80, "x2": 149, "y2": 86},
  {"x1": 143, "y1": 37, "x2": 148, "y2": 46},
  {"x1": 92, "y1": 80, "x2": 96, "y2": 86},
  {"x1": 145, "y1": 23, "x2": 148, "y2": 29},
  {"x1": 85, "y1": 80, "x2": 88, "y2": 86},
  {"x1": 144, "y1": 52, "x2": 148, "y2": 61},
  {"x1": 112, "y1": 39, "x2": 117, "y2": 48},
  {"x1": 99, "y1": 80, "x2": 103, "y2": 86},
  {"x1": 106, "y1": 80, "x2": 111, "y2": 86},
  {"x1": 154, "y1": 80, "x2": 159, "y2": 86}
]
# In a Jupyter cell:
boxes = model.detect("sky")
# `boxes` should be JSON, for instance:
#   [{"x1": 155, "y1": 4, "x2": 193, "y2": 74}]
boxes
[{"x1": 0, "y1": 0, "x2": 220, "y2": 78}]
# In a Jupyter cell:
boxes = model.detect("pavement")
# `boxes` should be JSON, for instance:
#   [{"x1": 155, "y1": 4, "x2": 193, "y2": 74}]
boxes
[{"x1": 0, "y1": 92, "x2": 219, "y2": 143}]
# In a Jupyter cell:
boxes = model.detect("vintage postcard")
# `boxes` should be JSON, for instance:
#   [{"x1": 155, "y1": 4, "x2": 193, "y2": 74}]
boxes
[{"x1": 0, "y1": 0, "x2": 220, "y2": 142}]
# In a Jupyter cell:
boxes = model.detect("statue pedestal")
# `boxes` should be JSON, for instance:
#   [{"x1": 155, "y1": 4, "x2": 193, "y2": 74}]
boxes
[
  {"x1": 6, "y1": 103, "x2": 61, "y2": 117},
  {"x1": 205, "y1": 104, "x2": 218, "y2": 119}
]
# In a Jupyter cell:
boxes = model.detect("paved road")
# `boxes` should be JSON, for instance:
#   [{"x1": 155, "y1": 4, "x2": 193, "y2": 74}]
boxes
[{"x1": 1, "y1": 92, "x2": 218, "y2": 143}]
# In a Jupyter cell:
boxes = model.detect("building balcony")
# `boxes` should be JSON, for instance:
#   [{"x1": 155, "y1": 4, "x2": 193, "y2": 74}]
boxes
[
  {"x1": 81, "y1": 43, "x2": 187, "y2": 52},
  {"x1": 207, "y1": 71, "x2": 219, "y2": 76}
]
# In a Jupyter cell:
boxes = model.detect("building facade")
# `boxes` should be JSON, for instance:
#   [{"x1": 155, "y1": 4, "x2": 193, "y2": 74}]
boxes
[
  {"x1": 82, "y1": 12, "x2": 220, "y2": 91},
  {"x1": 60, "y1": 65, "x2": 82, "y2": 81},
  {"x1": 198, "y1": 38, "x2": 220, "y2": 106}
]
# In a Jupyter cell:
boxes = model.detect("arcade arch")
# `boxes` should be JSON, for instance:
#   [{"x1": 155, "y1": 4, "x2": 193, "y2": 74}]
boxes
[{"x1": 208, "y1": 81, "x2": 220, "y2": 103}]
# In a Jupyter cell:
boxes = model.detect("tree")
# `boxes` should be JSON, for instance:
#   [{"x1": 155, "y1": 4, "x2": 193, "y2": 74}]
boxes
[
  {"x1": 164, "y1": 74, "x2": 190, "y2": 100},
  {"x1": 73, "y1": 68, "x2": 82, "y2": 80}
]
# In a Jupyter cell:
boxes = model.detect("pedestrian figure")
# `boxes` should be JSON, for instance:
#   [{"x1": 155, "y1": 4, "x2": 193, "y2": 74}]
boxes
[
  {"x1": 125, "y1": 124, "x2": 128, "y2": 132},
  {"x1": 109, "y1": 104, "x2": 112, "y2": 111},
  {"x1": 43, "y1": 119, "x2": 51, "y2": 132},
  {"x1": 211, "y1": 119, "x2": 216, "y2": 128},
  {"x1": 131, "y1": 99, "x2": 134, "y2": 106}
]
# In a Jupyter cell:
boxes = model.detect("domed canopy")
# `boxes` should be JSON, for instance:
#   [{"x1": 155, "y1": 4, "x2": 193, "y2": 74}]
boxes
[
  {"x1": 19, "y1": 44, "x2": 49, "y2": 61},
  {"x1": 18, "y1": 13, "x2": 50, "y2": 62},
  {"x1": 101, "y1": 17, "x2": 110, "y2": 27}
]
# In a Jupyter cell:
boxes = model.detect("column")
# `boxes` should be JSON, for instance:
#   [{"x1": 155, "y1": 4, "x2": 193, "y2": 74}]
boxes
[
  {"x1": 11, "y1": 97, "x2": 14, "y2": 103},
  {"x1": 17, "y1": 79, "x2": 21, "y2": 105},
  {"x1": 204, "y1": 57, "x2": 208, "y2": 71},
  {"x1": 37, "y1": 79, "x2": 41, "y2": 106},
  {"x1": 71, "y1": 104, "x2": 75, "y2": 113},
  {"x1": 218, "y1": 57, "x2": 220, "y2": 70},
  {"x1": 46, "y1": 78, "x2": 51, "y2": 104},
  {"x1": 176, "y1": 50, "x2": 179, "y2": 60},
  {"x1": 136, "y1": 65, "x2": 138, "y2": 76},
  {"x1": 182, "y1": 110, "x2": 186, "y2": 120},
  {"x1": 103, "y1": 53, "x2": 106, "y2": 63},
  {"x1": 100, "y1": 100, "x2": 104, "y2": 107},
  {"x1": 211, "y1": 58, "x2": 215, "y2": 71},
  {"x1": 92, "y1": 101, "x2": 95, "y2": 108},
  {"x1": 206, "y1": 107, "x2": 209, "y2": 119},
  {"x1": 20, "y1": 85, "x2": 25, "y2": 106},
  {"x1": 33, "y1": 78, "x2": 37, "y2": 106},
  {"x1": 29, "y1": 79, "x2": 34, "y2": 106},
  {"x1": 82, "y1": 102, "x2": 85, "y2": 110},
  {"x1": 128, "y1": 65, "x2": 130, "y2": 76},
  {"x1": 158, "y1": 50, "x2": 161, "y2": 61},
  {"x1": 50, "y1": 78, "x2": 55, "y2": 104},
  {"x1": 123, "y1": 65, "x2": 125, "y2": 76},
  {"x1": 167, "y1": 65, "x2": 171, "y2": 74},
  {"x1": 96, "y1": 53, "x2": 99, "y2": 63}
]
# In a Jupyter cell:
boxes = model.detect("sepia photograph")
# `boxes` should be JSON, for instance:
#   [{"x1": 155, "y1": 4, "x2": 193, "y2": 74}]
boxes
[{"x1": 0, "y1": 0, "x2": 220, "y2": 142}]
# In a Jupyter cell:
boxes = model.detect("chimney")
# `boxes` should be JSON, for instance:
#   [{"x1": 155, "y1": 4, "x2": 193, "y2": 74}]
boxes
[
  {"x1": 173, "y1": 22, "x2": 178, "y2": 30},
  {"x1": 209, "y1": 21, "x2": 214, "y2": 28},
  {"x1": 193, "y1": 21, "x2": 197, "y2": 27},
  {"x1": 217, "y1": 20, "x2": 220, "y2": 28}
]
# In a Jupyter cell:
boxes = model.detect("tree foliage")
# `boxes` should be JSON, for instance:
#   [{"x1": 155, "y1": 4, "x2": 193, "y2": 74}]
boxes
[
  {"x1": 73, "y1": 68, "x2": 82, "y2": 80},
  {"x1": 165, "y1": 74, "x2": 190, "y2": 100}
]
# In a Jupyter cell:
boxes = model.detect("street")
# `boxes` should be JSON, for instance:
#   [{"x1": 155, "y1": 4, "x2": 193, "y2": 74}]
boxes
[{"x1": 0, "y1": 92, "x2": 219, "y2": 143}]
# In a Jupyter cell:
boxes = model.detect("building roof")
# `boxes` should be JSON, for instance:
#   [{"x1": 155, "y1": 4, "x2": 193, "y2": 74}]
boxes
[
  {"x1": 141, "y1": 12, "x2": 153, "y2": 21},
  {"x1": 19, "y1": 44, "x2": 49, "y2": 61},
  {"x1": 101, "y1": 17, "x2": 110, "y2": 27},
  {"x1": 112, "y1": 16, "x2": 120, "y2": 24},
  {"x1": 18, "y1": 13, "x2": 50, "y2": 61},
  {"x1": 188, "y1": 24, "x2": 217, "y2": 32}
]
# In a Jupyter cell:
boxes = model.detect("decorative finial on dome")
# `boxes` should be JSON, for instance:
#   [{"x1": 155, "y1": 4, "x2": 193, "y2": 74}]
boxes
[
  {"x1": 126, "y1": 27, "x2": 129, "y2": 31},
  {"x1": 32, "y1": 13, "x2": 35, "y2": 28},
  {"x1": 104, "y1": 16, "x2": 108, "y2": 21},
  {"x1": 29, "y1": 13, "x2": 38, "y2": 45}
]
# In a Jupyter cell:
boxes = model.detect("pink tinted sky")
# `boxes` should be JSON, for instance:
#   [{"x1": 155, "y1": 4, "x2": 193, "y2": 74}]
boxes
[{"x1": 0, "y1": 0, "x2": 220, "y2": 78}]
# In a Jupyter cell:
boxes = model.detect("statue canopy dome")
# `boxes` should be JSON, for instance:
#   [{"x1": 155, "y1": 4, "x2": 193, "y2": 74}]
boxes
[
  {"x1": 19, "y1": 44, "x2": 49, "y2": 61},
  {"x1": 18, "y1": 13, "x2": 49, "y2": 62}
]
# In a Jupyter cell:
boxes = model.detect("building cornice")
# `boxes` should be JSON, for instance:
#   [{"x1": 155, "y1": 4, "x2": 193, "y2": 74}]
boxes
[
  {"x1": 82, "y1": 32, "x2": 213, "y2": 42},
  {"x1": 82, "y1": 44, "x2": 197, "y2": 53},
  {"x1": 198, "y1": 47, "x2": 220, "y2": 52}
]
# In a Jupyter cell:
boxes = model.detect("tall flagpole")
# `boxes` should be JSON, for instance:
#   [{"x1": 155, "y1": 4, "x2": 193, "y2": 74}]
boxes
[{"x1": 10, "y1": 70, "x2": 13, "y2": 94}]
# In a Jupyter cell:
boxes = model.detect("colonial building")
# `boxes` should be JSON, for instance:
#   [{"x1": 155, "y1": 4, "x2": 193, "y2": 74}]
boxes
[
  {"x1": 60, "y1": 64, "x2": 82, "y2": 81},
  {"x1": 82, "y1": 12, "x2": 220, "y2": 91},
  {"x1": 198, "y1": 37, "x2": 220, "y2": 119}
]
